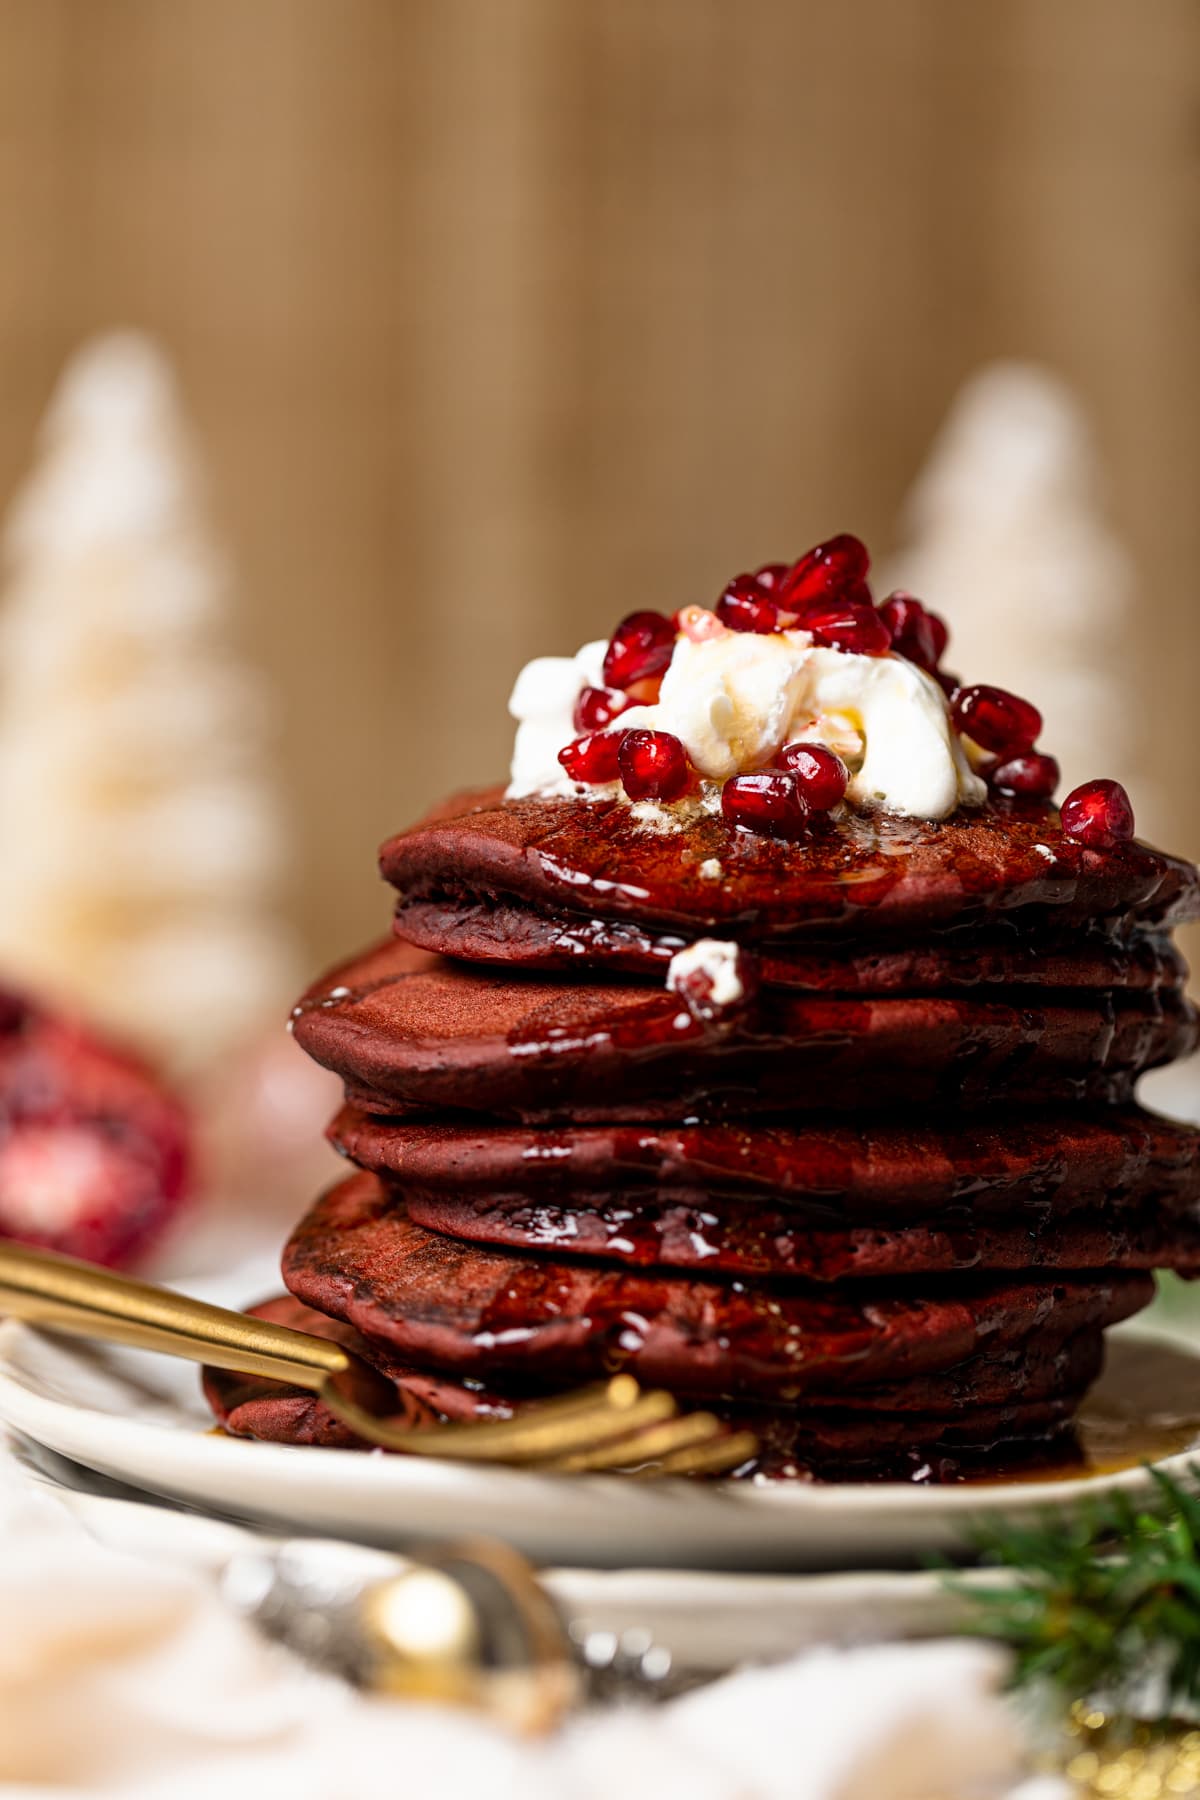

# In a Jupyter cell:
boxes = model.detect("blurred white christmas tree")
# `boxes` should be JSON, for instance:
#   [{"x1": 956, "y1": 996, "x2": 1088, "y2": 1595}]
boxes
[
  {"x1": 883, "y1": 361, "x2": 1148, "y2": 811},
  {"x1": 0, "y1": 332, "x2": 300, "y2": 1076}
]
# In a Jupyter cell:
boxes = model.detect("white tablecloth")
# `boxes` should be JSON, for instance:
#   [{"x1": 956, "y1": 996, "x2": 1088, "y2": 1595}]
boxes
[{"x1": 0, "y1": 1420, "x2": 1072, "y2": 1799}]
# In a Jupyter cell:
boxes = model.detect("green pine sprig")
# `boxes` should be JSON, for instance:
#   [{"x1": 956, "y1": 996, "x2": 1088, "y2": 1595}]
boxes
[{"x1": 956, "y1": 1465, "x2": 1200, "y2": 1720}]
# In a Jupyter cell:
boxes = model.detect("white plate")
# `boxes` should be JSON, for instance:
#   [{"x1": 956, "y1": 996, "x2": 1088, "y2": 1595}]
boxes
[
  {"x1": 12, "y1": 1434, "x2": 987, "y2": 1670},
  {"x1": 3, "y1": 1318, "x2": 1198, "y2": 1571}
]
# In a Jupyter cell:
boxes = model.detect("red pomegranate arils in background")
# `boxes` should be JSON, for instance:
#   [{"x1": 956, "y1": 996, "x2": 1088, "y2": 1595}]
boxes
[
  {"x1": 991, "y1": 752, "x2": 1060, "y2": 799},
  {"x1": 716, "y1": 575, "x2": 780, "y2": 635},
  {"x1": 951, "y1": 684, "x2": 1043, "y2": 757},
  {"x1": 778, "y1": 534, "x2": 870, "y2": 607},
  {"x1": 1060, "y1": 779, "x2": 1135, "y2": 847},
  {"x1": 618, "y1": 729, "x2": 692, "y2": 802},
  {"x1": 753, "y1": 563, "x2": 790, "y2": 592},
  {"x1": 722, "y1": 771, "x2": 808, "y2": 838},
  {"x1": 602, "y1": 611, "x2": 676, "y2": 691},
  {"x1": 559, "y1": 731, "x2": 623, "y2": 784},
  {"x1": 777, "y1": 743, "x2": 848, "y2": 811},
  {"x1": 573, "y1": 685, "x2": 629, "y2": 734},
  {"x1": 0, "y1": 994, "x2": 190, "y2": 1269}
]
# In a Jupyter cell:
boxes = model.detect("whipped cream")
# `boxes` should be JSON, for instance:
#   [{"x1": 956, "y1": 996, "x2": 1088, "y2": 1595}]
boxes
[
  {"x1": 667, "y1": 938, "x2": 745, "y2": 1011},
  {"x1": 508, "y1": 624, "x2": 984, "y2": 821},
  {"x1": 508, "y1": 639, "x2": 608, "y2": 798}
]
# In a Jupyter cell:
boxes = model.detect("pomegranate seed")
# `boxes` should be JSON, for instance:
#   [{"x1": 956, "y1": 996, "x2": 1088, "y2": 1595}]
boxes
[
  {"x1": 618, "y1": 729, "x2": 691, "y2": 802},
  {"x1": 676, "y1": 604, "x2": 727, "y2": 643},
  {"x1": 1060, "y1": 779, "x2": 1135, "y2": 847},
  {"x1": 990, "y1": 752, "x2": 1060, "y2": 799},
  {"x1": 558, "y1": 731, "x2": 623, "y2": 784},
  {"x1": 778, "y1": 534, "x2": 870, "y2": 606},
  {"x1": 879, "y1": 592, "x2": 949, "y2": 671},
  {"x1": 929, "y1": 617, "x2": 949, "y2": 664},
  {"x1": 721, "y1": 771, "x2": 807, "y2": 838},
  {"x1": 799, "y1": 600, "x2": 891, "y2": 658},
  {"x1": 573, "y1": 685, "x2": 629, "y2": 734},
  {"x1": 777, "y1": 743, "x2": 848, "y2": 811},
  {"x1": 951, "y1": 684, "x2": 1043, "y2": 756},
  {"x1": 936, "y1": 669, "x2": 961, "y2": 700},
  {"x1": 754, "y1": 562, "x2": 790, "y2": 592},
  {"x1": 602, "y1": 611, "x2": 676, "y2": 691},
  {"x1": 716, "y1": 574, "x2": 779, "y2": 635}
]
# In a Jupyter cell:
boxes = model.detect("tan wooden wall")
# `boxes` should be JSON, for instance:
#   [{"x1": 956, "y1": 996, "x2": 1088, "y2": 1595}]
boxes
[{"x1": 0, "y1": 0, "x2": 1195, "y2": 962}]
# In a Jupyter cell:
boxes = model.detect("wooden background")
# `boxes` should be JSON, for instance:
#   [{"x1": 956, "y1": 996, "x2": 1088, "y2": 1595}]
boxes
[{"x1": 0, "y1": 0, "x2": 1195, "y2": 964}]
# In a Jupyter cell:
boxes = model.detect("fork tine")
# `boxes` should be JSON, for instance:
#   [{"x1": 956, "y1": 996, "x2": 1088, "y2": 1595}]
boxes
[
  {"x1": 324, "y1": 1362, "x2": 756, "y2": 1477},
  {"x1": 325, "y1": 1373, "x2": 677, "y2": 1463},
  {"x1": 631, "y1": 1428, "x2": 760, "y2": 1478},
  {"x1": 323, "y1": 1378, "x2": 622, "y2": 1456},
  {"x1": 400, "y1": 1389, "x2": 679, "y2": 1465},
  {"x1": 544, "y1": 1408, "x2": 726, "y2": 1473}
]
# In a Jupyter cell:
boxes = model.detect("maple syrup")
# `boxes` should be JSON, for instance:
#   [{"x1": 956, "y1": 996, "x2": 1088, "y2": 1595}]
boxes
[{"x1": 971, "y1": 1335, "x2": 1200, "y2": 1486}]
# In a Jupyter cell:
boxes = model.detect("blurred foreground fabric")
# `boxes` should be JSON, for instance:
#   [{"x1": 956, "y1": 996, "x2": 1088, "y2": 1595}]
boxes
[{"x1": 0, "y1": 1425, "x2": 1057, "y2": 1798}]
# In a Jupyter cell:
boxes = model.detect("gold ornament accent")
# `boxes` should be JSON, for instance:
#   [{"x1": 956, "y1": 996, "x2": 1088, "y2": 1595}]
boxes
[{"x1": 1047, "y1": 1703, "x2": 1200, "y2": 1797}]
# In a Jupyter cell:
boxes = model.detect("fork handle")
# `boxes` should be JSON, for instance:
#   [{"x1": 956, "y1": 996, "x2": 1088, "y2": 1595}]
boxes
[{"x1": 0, "y1": 1239, "x2": 356, "y2": 1392}]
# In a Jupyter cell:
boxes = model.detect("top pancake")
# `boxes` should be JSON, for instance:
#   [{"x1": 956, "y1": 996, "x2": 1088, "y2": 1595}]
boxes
[{"x1": 381, "y1": 788, "x2": 1200, "y2": 950}]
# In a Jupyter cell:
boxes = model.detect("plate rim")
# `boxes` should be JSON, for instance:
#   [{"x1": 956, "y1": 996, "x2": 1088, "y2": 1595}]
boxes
[{"x1": 1, "y1": 1315, "x2": 1197, "y2": 1522}]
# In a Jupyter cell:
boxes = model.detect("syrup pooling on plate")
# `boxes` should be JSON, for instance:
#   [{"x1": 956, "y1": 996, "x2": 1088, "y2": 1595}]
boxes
[{"x1": 970, "y1": 1337, "x2": 1200, "y2": 1486}]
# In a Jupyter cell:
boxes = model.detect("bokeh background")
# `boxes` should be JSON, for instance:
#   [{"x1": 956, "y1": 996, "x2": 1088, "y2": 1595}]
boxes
[{"x1": 0, "y1": 0, "x2": 1195, "y2": 971}]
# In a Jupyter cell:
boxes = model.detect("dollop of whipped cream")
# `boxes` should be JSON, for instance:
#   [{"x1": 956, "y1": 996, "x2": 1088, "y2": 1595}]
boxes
[
  {"x1": 666, "y1": 938, "x2": 746, "y2": 1015},
  {"x1": 508, "y1": 623, "x2": 984, "y2": 821}
]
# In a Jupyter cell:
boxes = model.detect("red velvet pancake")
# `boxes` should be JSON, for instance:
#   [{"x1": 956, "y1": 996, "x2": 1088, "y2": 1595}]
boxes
[
  {"x1": 389, "y1": 1191, "x2": 1200, "y2": 1280},
  {"x1": 381, "y1": 789, "x2": 1200, "y2": 945},
  {"x1": 281, "y1": 1174, "x2": 1152, "y2": 1404},
  {"x1": 292, "y1": 937, "x2": 1195, "y2": 1123},
  {"x1": 202, "y1": 1293, "x2": 510, "y2": 1449},
  {"x1": 205, "y1": 1295, "x2": 1093, "y2": 1481},
  {"x1": 332, "y1": 1105, "x2": 1200, "y2": 1224},
  {"x1": 332, "y1": 1104, "x2": 1200, "y2": 1278},
  {"x1": 395, "y1": 893, "x2": 1187, "y2": 994}
]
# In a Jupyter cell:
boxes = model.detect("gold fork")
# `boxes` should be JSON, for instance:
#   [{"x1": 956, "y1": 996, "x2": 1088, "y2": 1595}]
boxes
[{"x1": 0, "y1": 1241, "x2": 757, "y2": 1476}]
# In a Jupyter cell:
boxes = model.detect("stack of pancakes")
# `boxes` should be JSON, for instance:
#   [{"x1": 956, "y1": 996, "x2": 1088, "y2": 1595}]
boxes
[{"x1": 208, "y1": 791, "x2": 1200, "y2": 1480}]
